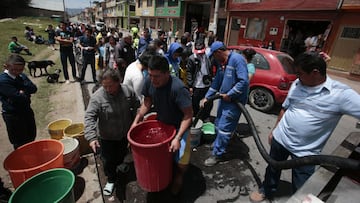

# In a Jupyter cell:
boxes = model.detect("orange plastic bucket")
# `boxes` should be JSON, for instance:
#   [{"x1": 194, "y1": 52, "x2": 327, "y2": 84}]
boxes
[
  {"x1": 3, "y1": 139, "x2": 64, "y2": 188},
  {"x1": 128, "y1": 120, "x2": 176, "y2": 192}
]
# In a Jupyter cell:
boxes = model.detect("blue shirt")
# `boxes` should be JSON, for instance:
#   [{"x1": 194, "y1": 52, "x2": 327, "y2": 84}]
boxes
[
  {"x1": 273, "y1": 77, "x2": 360, "y2": 157},
  {"x1": 247, "y1": 63, "x2": 255, "y2": 76}
]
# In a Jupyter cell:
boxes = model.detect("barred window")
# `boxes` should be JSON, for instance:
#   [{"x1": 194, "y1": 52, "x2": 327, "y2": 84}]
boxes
[
  {"x1": 156, "y1": 0, "x2": 165, "y2": 7},
  {"x1": 341, "y1": 27, "x2": 360, "y2": 39},
  {"x1": 168, "y1": 0, "x2": 179, "y2": 7},
  {"x1": 245, "y1": 18, "x2": 267, "y2": 40}
]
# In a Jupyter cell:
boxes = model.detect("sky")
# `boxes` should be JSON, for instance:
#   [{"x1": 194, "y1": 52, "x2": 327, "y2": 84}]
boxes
[{"x1": 31, "y1": 0, "x2": 100, "y2": 11}]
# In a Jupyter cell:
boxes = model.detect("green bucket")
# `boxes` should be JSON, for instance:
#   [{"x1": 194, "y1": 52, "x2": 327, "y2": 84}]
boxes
[
  {"x1": 9, "y1": 168, "x2": 75, "y2": 203},
  {"x1": 202, "y1": 122, "x2": 216, "y2": 142}
]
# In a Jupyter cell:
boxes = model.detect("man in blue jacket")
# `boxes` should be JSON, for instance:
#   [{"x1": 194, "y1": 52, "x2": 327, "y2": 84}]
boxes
[
  {"x1": 137, "y1": 27, "x2": 153, "y2": 58},
  {"x1": 201, "y1": 41, "x2": 249, "y2": 166},
  {"x1": 0, "y1": 54, "x2": 37, "y2": 149}
]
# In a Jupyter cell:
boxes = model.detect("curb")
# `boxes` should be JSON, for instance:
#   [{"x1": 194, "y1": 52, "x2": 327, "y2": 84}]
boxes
[{"x1": 327, "y1": 68, "x2": 360, "y2": 82}]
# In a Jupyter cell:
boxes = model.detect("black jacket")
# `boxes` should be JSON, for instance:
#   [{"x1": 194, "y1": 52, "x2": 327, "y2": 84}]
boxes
[
  {"x1": 116, "y1": 39, "x2": 136, "y2": 66},
  {"x1": 186, "y1": 54, "x2": 212, "y2": 88}
]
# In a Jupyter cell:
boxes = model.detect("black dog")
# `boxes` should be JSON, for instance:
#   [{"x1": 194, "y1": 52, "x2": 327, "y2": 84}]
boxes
[
  {"x1": 47, "y1": 69, "x2": 61, "y2": 83},
  {"x1": 28, "y1": 60, "x2": 55, "y2": 77}
]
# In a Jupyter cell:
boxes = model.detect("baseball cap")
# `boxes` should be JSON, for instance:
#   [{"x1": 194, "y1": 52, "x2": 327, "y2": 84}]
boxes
[
  {"x1": 208, "y1": 41, "x2": 226, "y2": 57},
  {"x1": 194, "y1": 41, "x2": 206, "y2": 54}
]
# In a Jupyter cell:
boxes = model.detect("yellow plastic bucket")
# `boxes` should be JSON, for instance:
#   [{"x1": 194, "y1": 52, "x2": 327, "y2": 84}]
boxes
[
  {"x1": 64, "y1": 123, "x2": 92, "y2": 155},
  {"x1": 47, "y1": 119, "x2": 72, "y2": 140}
]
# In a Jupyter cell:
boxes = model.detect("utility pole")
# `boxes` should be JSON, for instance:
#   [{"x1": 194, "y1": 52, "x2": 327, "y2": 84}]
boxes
[
  {"x1": 127, "y1": 0, "x2": 131, "y2": 31},
  {"x1": 213, "y1": 0, "x2": 219, "y2": 35},
  {"x1": 63, "y1": 0, "x2": 67, "y2": 22}
]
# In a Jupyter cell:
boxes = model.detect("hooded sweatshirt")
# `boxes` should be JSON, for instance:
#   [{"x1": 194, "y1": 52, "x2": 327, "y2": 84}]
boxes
[{"x1": 165, "y1": 42, "x2": 183, "y2": 77}]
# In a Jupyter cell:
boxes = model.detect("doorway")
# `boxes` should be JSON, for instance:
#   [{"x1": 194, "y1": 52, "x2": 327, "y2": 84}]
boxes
[
  {"x1": 184, "y1": 3, "x2": 210, "y2": 38},
  {"x1": 281, "y1": 20, "x2": 331, "y2": 58}
]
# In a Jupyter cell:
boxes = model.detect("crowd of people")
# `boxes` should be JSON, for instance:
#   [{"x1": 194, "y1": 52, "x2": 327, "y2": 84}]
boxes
[{"x1": 1, "y1": 20, "x2": 360, "y2": 203}]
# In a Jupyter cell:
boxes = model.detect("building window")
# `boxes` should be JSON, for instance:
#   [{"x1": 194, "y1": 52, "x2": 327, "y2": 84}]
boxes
[
  {"x1": 156, "y1": 0, "x2": 165, "y2": 7},
  {"x1": 245, "y1": 18, "x2": 267, "y2": 40},
  {"x1": 168, "y1": 0, "x2": 178, "y2": 7},
  {"x1": 213, "y1": 0, "x2": 226, "y2": 8},
  {"x1": 147, "y1": 0, "x2": 152, "y2": 7},
  {"x1": 130, "y1": 5, "x2": 135, "y2": 11},
  {"x1": 341, "y1": 27, "x2": 360, "y2": 39},
  {"x1": 138, "y1": 0, "x2": 142, "y2": 8},
  {"x1": 231, "y1": 18, "x2": 240, "y2": 31}
]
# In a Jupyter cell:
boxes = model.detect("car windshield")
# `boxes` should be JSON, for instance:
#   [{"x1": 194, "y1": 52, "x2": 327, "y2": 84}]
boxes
[{"x1": 277, "y1": 54, "x2": 296, "y2": 75}]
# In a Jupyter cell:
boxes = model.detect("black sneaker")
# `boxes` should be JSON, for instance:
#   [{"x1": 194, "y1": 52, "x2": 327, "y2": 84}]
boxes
[
  {"x1": 74, "y1": 77, "x2": 82, "y2": 82},
  {"x1": 0, "y1": 188, "x2": 12, "y2": 202}
]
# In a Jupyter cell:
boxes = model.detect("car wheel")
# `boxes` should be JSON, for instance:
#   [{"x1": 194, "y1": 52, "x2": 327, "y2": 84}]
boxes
[{"x1": 248, "y1": 88, "x2": 274, "y2": 112}]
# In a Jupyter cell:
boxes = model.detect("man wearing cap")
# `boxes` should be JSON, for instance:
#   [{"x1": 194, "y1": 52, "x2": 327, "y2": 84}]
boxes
[
  {"x1": 200, "y1": 41, "x2": 249, "y2": 166},
  {"x1": 186, "y1": 39, "x2": 213, "y2": 118}
]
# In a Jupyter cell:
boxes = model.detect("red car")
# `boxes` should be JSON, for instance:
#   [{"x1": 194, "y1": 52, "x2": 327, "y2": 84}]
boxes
[{"x1": 228, "y1": 46, "x2": 297, "y2": 112}]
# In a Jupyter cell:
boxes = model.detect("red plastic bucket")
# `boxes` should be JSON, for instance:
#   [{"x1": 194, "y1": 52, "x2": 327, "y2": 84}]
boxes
[
  {"x1": 128, "y1": 120, "x2": 176, "y2": 192},
  {"x1": 3, "y1": 139, "x2": 64, "y2": 188}
]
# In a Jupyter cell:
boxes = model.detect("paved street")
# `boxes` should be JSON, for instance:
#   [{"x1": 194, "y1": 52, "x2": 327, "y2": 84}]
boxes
[{"x1": 80, "y1": 66, "x2": 360, "y2": 203}]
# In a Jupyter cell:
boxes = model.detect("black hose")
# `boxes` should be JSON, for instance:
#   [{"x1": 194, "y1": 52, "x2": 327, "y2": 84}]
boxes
[
  {"x1": 193, "y1": 94, "x2": 222, "y2": 127},
  {"x1": 196, "y1": 94, "x2": 360, "y2": 170}
]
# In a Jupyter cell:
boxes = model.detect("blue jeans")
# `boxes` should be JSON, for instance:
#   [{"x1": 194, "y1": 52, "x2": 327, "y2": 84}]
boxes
[
  {"x1": 261, "y1": 138, "x2": 315, "y2": 198},
  {"x1": 60, "y1": 47, "x2": 77, "y2": 80},
  {"x1": 80, "y1": 54, "x2": 96, "y2": 82}
]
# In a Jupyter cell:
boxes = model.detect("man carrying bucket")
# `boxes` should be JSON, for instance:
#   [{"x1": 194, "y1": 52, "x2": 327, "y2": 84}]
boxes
[
  {"x1": 84, "y1": 68, "x2": 139, "y2": 196},
  {"x1": 131, "y1": 54, "x2": 193, "y2": 195}
]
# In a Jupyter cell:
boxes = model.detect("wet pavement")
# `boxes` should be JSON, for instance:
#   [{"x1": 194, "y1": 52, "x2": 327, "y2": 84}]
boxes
[
  {"x1": 95, "y1": 134, "x2": 264, "y2": 203},
  {"x1": 79, "y1": 72, "x2": 264, "y2": 202},
  {"x1": 73, "y1": 65, "x2": 360, "y2": 203}
]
